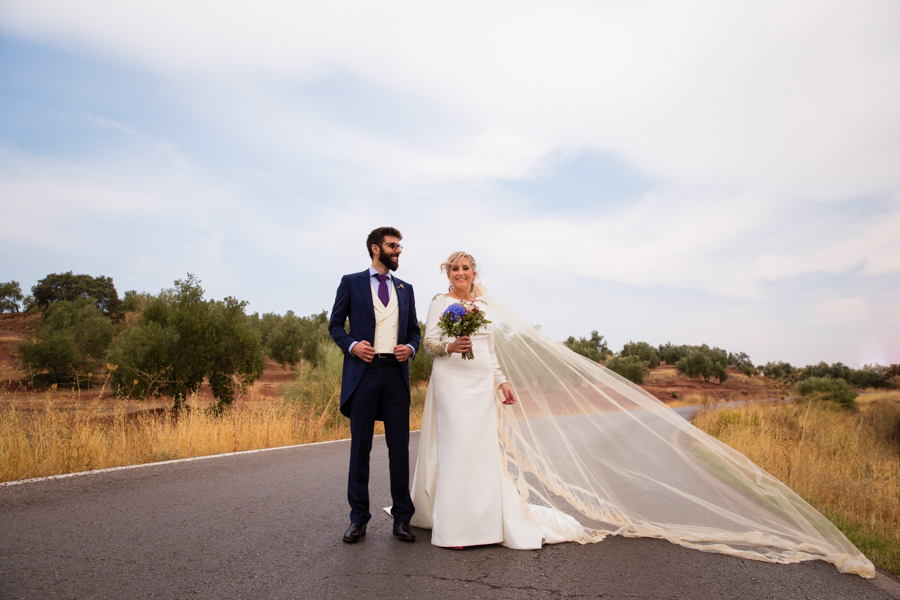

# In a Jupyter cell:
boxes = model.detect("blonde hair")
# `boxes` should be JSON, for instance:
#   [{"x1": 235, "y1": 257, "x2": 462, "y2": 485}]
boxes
[{"x1": 440, "y1": 251, "x2": 484, "y2": 296}]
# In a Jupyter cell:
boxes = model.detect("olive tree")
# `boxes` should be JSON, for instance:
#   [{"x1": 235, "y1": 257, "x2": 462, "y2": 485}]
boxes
[
  {"x1": 761, "y1": 361, "x2": 797, "y2": 379},
  {"x1": 605, "y1": 355, "x2": 649, "y2": 384},
  {"x1": 262, "y1": 310, "x2": 330, "y2": 369},
  {"x1": 106, "y1": 275, "x2": 264, "y2": 412},
  {"x1": 563, "y1": 331, "x2": 610, "y2": 362},
  {"x1": 620, "y1": 341, "x2": 660, "y2": 369},
  {"x1": 32, "y1": 272, "x2": 122, "y2": 315},
  {"x1": 677, "y1": 345, "x2": 728, "y2": 383},
  {"x1": 16, "y1": 299, "x2": 115, "y2": 384},
  {"x1": 0, "y1": 281, "x2": 24, "y2": 313}
]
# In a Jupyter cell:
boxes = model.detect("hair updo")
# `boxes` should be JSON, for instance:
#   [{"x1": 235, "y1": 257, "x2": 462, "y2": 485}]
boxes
[{"x1": 440, "y1": 251, "x2": 484, "y2": 296}]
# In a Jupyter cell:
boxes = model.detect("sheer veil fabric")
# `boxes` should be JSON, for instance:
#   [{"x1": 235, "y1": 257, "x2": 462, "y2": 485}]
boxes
[{"x1": 455, "y1": 288, "x2": 874, "y2": 577}]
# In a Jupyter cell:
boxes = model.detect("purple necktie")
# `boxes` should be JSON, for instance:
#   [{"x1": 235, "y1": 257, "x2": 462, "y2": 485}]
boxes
[{"x1": 374, "y1": 273, "x2": 389, "y2": 307}]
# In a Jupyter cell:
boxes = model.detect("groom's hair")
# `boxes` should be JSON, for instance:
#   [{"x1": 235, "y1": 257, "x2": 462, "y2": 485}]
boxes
[{"x1": 366, "y1": 227, "x2": 403, "y2": 258}]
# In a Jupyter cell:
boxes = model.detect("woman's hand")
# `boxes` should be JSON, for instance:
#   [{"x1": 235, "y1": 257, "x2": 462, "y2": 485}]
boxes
[
  {"x1": 499, "y1": 382, "x2": 516, "y2": 405},
  {"x1": 447, "y1": 335, "x2": 472, "y2": 355}
]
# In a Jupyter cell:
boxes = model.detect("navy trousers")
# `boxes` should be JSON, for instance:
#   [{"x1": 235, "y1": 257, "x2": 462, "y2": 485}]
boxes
[{"x1": 347, "y1": 356, "x2": 415, "y2": 524}]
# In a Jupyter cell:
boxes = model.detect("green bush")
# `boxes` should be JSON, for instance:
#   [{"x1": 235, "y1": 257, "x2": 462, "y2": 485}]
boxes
[
  {"x1": 658, "y1": 342, "x2": 691, "y2": 365},
  {"x1": 104, "y1": 321, "x2": 173, "y2": 397},
  {"x1": 32, "y1": 272, "x2": 122, "y2": 316},
  {"x1": 761, "y1": 361, "x2": 797, "y2": 379},
  {"x1": 16, "y1": 299, "x2": 115, "y2": 384},
  {"x1": 281, "y1": 341, "x2": 344, "y2": 430},
  {"x1": 253, "y1": 310, "x2": 330, "y2": 369},
  {"x1": 563, "y1": 331, "x2": 610, "y2": 362},
  {"x1": 106, "y1": 275, "x2": 264, "y2": 412},
  {"x1": 121, "y1": 290, "x2": 154, "y2": 313},
  {"x1": 677, "y1": 351, "x2": 712, "y2": 381},
  {"x1": 620, "y1": 341, "x2": 660, "y2": 369},
  {"x1": 798, "y1": 361, "x2": 890, "y2": 389},
  {"x1": 206, "y1": 296, "x2": 267, "y2": 411},
  {"x1": 0, "y1": 281, "x2": 24, "y2": 313},
  {"x1": 727, "y1": 351, "x2": 755, "y2": 374},
  {"x1": 795, "y1": 376, "x2": 858, "y2": 409},
  {"x1": 409, "y1": 321, "x2": 434, "y2": 386},
  {"x1": 605, "y1": 355, "x2": 649, "y2": 384},
  {"x1": 676, "y1": 345, "x2": 728, "y2": 383}
]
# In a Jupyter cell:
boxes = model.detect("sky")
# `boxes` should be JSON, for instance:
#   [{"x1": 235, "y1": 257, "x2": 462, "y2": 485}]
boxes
[{"x1": 1, "y1": 1, "x2": 899, "y2": 368}]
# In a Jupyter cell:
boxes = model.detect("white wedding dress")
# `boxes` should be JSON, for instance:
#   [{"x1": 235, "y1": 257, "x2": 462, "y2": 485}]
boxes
[
  {"x1": 410, "y1": 294, "x2": 581, "y2": 548},
  {"x1": 401, "y1": 289, "x2": 873, "y2": 577}
]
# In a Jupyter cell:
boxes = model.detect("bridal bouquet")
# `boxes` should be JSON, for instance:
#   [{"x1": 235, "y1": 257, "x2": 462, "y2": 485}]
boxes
[{"x1": 438, "y1": 300, "x2": 491, "y2": 360}]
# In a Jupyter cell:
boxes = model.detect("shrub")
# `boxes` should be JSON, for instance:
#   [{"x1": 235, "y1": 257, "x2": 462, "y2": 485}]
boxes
[
  {"x1": 658, "y1": 342, "x2": 691, "y2": 365},
  {"x1": 281, "y1": 342, "x2": 345, "y2": 430},
  {"x1": 104, "y1": 321, "x2": 172, "y2": 398},
  {"x1": 0, "y1": 281, "x2": 23, "y2": 313},
  {"x1": 678, "y1": 351, "x2": 712, "y2": 381},
  {"x1": 121, "y1": 290, "x2": 154, "y2": 313},
  {"x1": 676, "y1": 345, "x2": 728, "y2": 383},
  {"x1": 563, "y1": 331, "x2": 610, "y2": 362},
  {"x1": 32, "y1": 272, "x2": 122, "y2": 316},
  {"x1": 207, "y1": 297, "x2": 267, "y2": 411},
  {"x1": 409, "y1": 321, "x2": 434, "y2": 386},
  {"x1": 256, "y1": 310, "x2": 330, "y2": 369},
  {"x1": 728, "y1": 351, "x2": 754, "y2": 373},
  {"x1": 761, "y1": 361, "x2": 797, "y2": 379},
  {"x1": 16, "y1": 299, "x2": 115, "y2": 384},
  {"x1": 106, "y1": 275, "x2": 265, "y2": 412},
  {"x1": 795, "y1": 376, "x2": 858, "y2": 409},
  {"x1": 850, "y1": 364, "x2": 887, "y2": 389},
  {"x1": 605, "y1": 355, "x2": 649, "y2": 384},
  {"x1": 620, "y1": 341, "x2": 660, "y2": 369}
]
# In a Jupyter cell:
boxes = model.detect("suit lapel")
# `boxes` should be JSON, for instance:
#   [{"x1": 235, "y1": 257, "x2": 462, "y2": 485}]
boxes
[
  {"x1": 394, "y1": 278, "x2": 407, "y2": 330},
  {"x1": 357, "y1": 271, "x2": 376, "y2": 321}
]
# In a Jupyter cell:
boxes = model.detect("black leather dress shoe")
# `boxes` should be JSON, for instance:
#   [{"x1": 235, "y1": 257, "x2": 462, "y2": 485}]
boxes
[
  {"x1": 392, "y1": 521, "x2": 416, "y2": 542},
  {"x1": 342, "y1": 522, "x2": 367, "y2": 543}
]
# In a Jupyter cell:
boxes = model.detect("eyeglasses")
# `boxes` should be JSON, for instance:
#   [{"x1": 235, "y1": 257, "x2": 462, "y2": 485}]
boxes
[{"x1": 382, "y1": 242, "x2": 403, "y2": 251}]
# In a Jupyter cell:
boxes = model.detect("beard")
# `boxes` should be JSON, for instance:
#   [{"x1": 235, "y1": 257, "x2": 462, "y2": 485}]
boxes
[{"x1": 379, "y1": 250, "x2": 399, "y2": 272}]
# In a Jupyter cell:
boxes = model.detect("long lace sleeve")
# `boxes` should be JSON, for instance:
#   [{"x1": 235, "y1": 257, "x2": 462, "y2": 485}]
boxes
[
  {"x1": 483, "y1": 302, "x2": 507, "y2": 388},
  {"x1": 423, "y1": 295, "x2": 450, "y2": 357}
]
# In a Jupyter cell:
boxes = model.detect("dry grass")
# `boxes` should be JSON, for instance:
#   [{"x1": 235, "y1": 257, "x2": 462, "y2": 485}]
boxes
[
  {"x1": 0, "y1": 347, "x2": 427, "y2": 483},
  {"x1": 666, "y1": 392, "x2": 719, "y2": 408},
  {"x1": 692, "y1": 392, "x2": 900, "y2": 575},
  {"x1": 644, "y1": 368, "x2": 680, "y2": 383}
]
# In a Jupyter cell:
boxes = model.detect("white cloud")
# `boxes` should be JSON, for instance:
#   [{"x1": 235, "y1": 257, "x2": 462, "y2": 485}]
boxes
[
  {"x1": 3, "y1": 0, "x2": 900, "y2": 197},
  {"x1": 749, "y1": 204, "x2": 900, "y2": 280},
  {"x1": 807, "y1": 297, "x2": 868, "y2": 328},
  {"x1": 2, "y1": 1, "x2": 899, "y2": 366}
]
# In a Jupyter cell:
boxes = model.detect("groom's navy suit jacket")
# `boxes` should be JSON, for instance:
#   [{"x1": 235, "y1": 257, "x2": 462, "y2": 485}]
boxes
[{"x1": 328, "y1": 270, "x2": 420, "y2": 417}]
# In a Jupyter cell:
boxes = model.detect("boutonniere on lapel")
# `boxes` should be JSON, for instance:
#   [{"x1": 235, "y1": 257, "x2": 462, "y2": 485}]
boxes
[{"x1": 397, "y1": 284, "x2": 404, "y2": 289}]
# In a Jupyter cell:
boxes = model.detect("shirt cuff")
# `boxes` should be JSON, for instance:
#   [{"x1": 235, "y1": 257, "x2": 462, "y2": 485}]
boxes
[
  {"x1": 348, "y1": 341, "x2": 358, "y2": 355},
  {"x1": 405, "y1": 344, "x2": 416, "y2": 359}
]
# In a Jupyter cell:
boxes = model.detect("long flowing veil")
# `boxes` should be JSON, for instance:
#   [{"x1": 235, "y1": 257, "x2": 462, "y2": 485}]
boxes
[{"x1": 480, "y1": 289, "x2": 874, "y2": 578}]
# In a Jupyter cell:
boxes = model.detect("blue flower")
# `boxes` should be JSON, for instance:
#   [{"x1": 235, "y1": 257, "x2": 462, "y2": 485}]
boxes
[{"x1": 442, "y1": 303, "x2": 467, "y2": 323}]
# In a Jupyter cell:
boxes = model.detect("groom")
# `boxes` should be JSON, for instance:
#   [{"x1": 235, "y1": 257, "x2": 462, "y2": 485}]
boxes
[{"x1": 329, "y1": 226, "x2": 420, "y2": 544}]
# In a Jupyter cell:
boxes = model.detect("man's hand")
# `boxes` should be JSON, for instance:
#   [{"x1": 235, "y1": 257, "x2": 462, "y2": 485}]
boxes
[
  {"x1": 394, "y1": 344, "x2": 413, "y2": 363},
  {"x1": 351, "y1": 340, "x2": 375, "y2": 363}
]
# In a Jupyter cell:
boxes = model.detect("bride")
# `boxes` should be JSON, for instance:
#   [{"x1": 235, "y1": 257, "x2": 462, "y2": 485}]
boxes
[
  {"x1": 411, "y1": 251, "x2": 577, "y2": 548},
  {"x1": 409, "y1": 251, "x2": 875, "y2": 577}
]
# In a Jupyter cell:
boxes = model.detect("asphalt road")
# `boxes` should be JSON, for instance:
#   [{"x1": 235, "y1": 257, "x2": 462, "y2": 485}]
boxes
[{"x1": 2, "y1": 433, "x2": 900, "y2": 600}]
